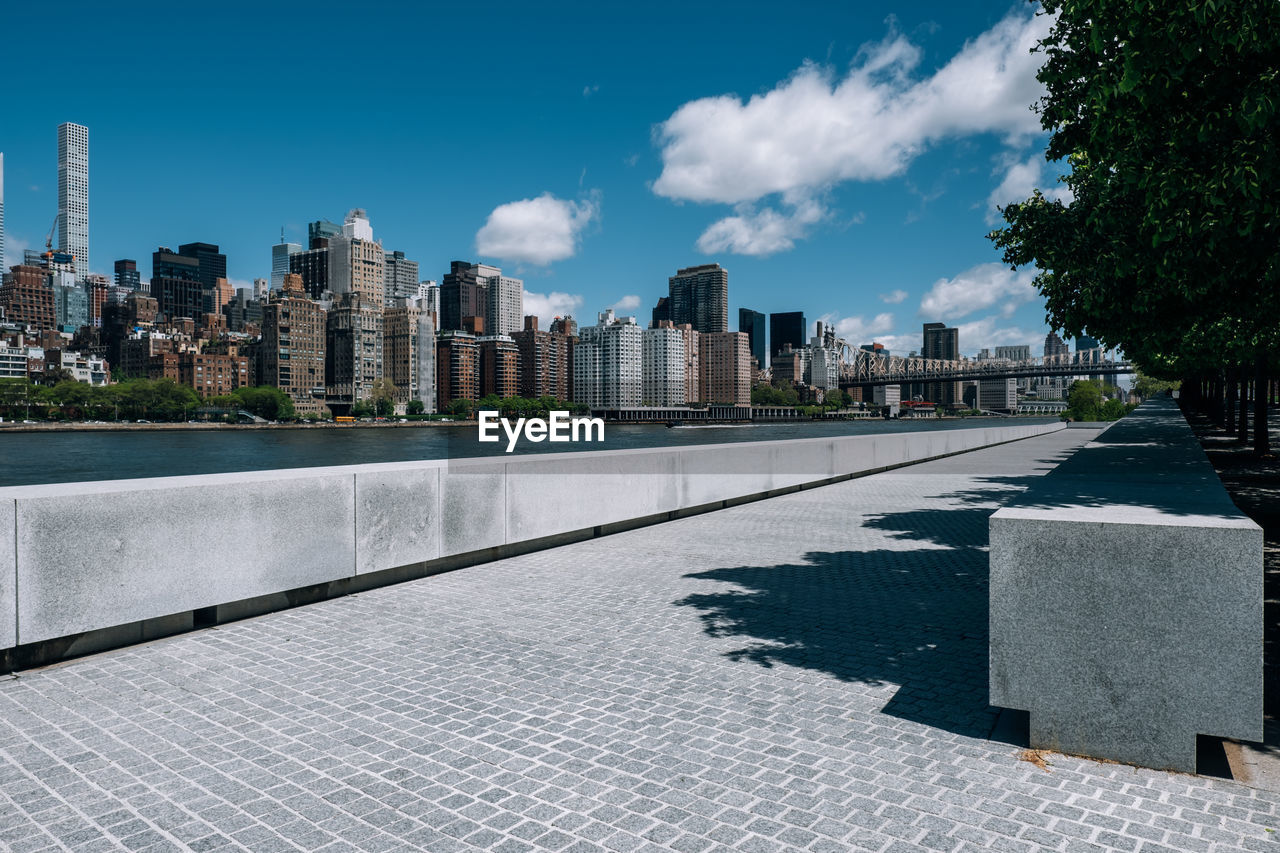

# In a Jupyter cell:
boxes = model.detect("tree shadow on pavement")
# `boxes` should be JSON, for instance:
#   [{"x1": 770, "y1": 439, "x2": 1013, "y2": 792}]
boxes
[{"x1": 674, "y1": 479, "x2": 1043, "y2": 739}]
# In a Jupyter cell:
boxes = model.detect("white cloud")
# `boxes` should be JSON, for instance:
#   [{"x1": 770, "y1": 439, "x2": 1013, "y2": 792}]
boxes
[
  {"x1": 610, "y1": 294, "x2": 641, "y2": 312},
  {"x1": 816, "y1": 310, "x2": 896, "y2": 345},
  {"x1": 879, "y1": 289, "x2": 908, "y2": 304},
  {"x1": 986, "y1": 154, "x2": 1073, "y2": 224},
  {"x1": 583, "y1": 84, "x2": 600, "y2": 98},
  {"x1": 522, "y1": 289, "x2": 584, "y2": 329},
  {"x1": 919, "y1": 262, "x2": 1037, "y2": 321},
  {"x1": 475, "y1": 192, "x2": 600, "y2": 266},
  {"x1": 695, "y1": 199, "x2": 824, "y2": 257},
  {"x1": 956, "y1": 315, "x2": 1040, "y2": 354},
  {"x1": 653, "y1": 9, "x2": 1050, "y2": 210},
  {"x1": 3, "y1": 234, "x2": 30, "y2": 268}
]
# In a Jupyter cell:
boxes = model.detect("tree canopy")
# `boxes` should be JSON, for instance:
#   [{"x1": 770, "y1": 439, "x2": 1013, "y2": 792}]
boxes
[{"x1": 989, "y1": 0, "x2": 1279, "y2": 378}]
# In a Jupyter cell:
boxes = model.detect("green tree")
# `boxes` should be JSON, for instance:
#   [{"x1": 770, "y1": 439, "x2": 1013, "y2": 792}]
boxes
[
  {"x1": 1131, "y1": 371, "x2": 1180, "y2": 400},
  {"x1": 448, "y1": 398, "x2": 475, "y2": 419},
  {"x1": 989, "y1": 0, "x2": 1279, "y2": 454},
  {"x1": 1065, "y1": 379, "x2": 1104, "y2": 421},
  {"x1": 406, "y1": 399, "x2": 425, "y2": 416}
]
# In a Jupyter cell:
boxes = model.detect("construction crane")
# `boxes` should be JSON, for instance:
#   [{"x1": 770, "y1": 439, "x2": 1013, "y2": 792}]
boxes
[{"x1": 44, "y1": 212, "x2": 60, "y2": 254}]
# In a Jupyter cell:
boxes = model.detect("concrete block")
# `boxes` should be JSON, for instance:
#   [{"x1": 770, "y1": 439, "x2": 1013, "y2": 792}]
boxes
[
  {"x1": 13, "y1": 470, "x2": 356, "y2": 645},
  {"x1": 355, "y1": 463, "x2": 442, "y2": 574},
  {"x1": 0, "y1": 498, "x2": 14, "y2": 650},
  {"x1": 440, "y1": 459, "x2": 506, "y2": 557},
  {"x1": 506, "y1": 449, "x2": 681, "y2": 541},
  {"x1": 989, "y1": 398, "x2": 1263, "y2": 772}
]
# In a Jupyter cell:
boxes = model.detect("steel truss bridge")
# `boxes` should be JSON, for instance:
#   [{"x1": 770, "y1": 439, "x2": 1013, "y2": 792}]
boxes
[{"x1": 838, "y1": 347, "x2": 1132, "y2": 387}]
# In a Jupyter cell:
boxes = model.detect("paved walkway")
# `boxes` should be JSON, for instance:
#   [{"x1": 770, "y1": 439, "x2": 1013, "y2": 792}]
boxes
[{"x1": 3, "y1": 428, "x2": 1278, "y2": 853}]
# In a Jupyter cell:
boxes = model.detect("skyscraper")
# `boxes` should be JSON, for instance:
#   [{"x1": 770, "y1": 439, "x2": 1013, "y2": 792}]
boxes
[
  {"x1": 738, "y1": 308, "x2": 766, "y2": 369},
  {"x1": 668, "y1": 264, "x2": 728, "y2": 333},
  {"x1": 271, "y1": 235, "x2": 301, "y2": 290},
  {"x1": 57, "y1": 123, "x2": 89, "y2": 274},
  {"x1": 769, "y1": 312, "x2": 806, "y2": 359},
  {"x1": 922, "y1": 322, "x2": 961, "y2": 406}
]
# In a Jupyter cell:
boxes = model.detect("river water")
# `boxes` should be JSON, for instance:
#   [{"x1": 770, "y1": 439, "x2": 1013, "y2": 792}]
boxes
[{"x1": 0, "y1": 418, "x2": 1054, "y2": 487}]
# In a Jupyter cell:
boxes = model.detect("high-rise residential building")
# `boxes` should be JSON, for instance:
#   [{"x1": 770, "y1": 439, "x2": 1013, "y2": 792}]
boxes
[
  {"x1": 57, "y1": 123, "x2": 89, "y2": 273},
  {"x1": 922, "y1": 322, "x2": 961, "y2": 406},
  {"x1": 668, "y1": 263, "x2": 728, "y2": 333},
  {"x1": 0, "y1": 152, "x2": 5, "y2": 271},
  {"x1": 511, "y1": 316, "x2": 569, "y2": 401},
  {"x1": 325, "y1": 293, "x2": 383, "y2": 409},
  {"x1": 676, "y1": 323, "x2": 700, "y2": 404},
  {"x1": 114, "y1": 259, "x2": 141, "y2": 291},
  {"x1": 84, "y1": 274, "x2": 109, "y2": 328},
  {"x1": 574, "y1": 309, "x2": 641, "y2": 409},
  {"x1": 51, "y1": 276, "x2": 88, "y2": 331},
  {"x1": 322, "y1": 210, "x2": 385, "y2": 409},
  {"x1": 769, "y1": 312, "x2": 806, "y2": 359},
  {"x1": 327, "y1": 210, "x2": 383, "y2": 302},
  {"x1": 549, "y1": 315, "x2": 577, "y2": 337},
  {"x1": 271, "y1": 235, "x2": 301, "y2": 290},
  {"x1": 486, "y1": 271, "x2": 523, "y2": 338},
  {"x1": 642, "y1": 324, "x2": 685, "y2": 407},
  {"x1": 383, "y1": 298, "x2": 436, "y2": 412},
  {"x1": 738, "y1": 308, "x2": 766, "y2": 369},
  {"x1": 253, "y1": 278, "x2": 269, "y2": 300},
  {"x1": 440, "y1": 260, "x2": 486, "y2": 331},
  {"x1": 260, "y1": 273, "x2": 327, "y2": 415},
  {"x1": 700, "y1": 332, "x2": 751, "y2": 405},
  {"x1": 1, "y1": 264, "x2": 57, "y2": 330},
  {"x1": 421, "y1": 281, "x2": 440, "y2": 329},
  {"x1": 479, "y1": 335, "x2": 520, "y2": 399},
  {"x1": 383, "y1": 250, "x2": 420, "y2": 306},
  {"x1": 439, "y1": 260, "x2": 522, "y2": 336},
  {"x1": 435, "y1": 330, "x2": 479, "y2": 409}
]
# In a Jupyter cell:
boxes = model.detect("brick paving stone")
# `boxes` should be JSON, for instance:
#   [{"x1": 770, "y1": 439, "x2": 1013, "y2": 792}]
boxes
[{"x1": 3, "y1": 429, "x2": 1280, "y2": 851}]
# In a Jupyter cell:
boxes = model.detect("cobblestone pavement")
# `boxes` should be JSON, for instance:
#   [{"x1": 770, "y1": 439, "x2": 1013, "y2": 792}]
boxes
[{"x1": 3, "y1": 429, "x2": 1279, "y2": 853}]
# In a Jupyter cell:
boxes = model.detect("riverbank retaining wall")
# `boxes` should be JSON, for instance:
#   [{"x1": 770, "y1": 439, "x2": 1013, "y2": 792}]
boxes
[{"x1": 1, "y1": 421, "x2": 1063, "y2": 670}]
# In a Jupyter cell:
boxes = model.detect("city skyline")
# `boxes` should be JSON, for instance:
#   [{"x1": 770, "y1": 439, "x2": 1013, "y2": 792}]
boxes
[{"x1": 1, "y1": 1, "x2": 1071, "y2": 357}]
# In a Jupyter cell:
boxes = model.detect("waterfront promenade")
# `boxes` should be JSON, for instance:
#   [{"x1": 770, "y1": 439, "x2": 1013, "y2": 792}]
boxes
[{"x1": 2, "y1": 428, "x2": 1277, "y2": 852}]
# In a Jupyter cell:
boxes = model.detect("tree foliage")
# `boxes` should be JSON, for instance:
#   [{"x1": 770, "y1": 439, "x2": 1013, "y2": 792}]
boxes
[{"x1": 989, "y1": 0, "x2": 1280, "y2": 377}]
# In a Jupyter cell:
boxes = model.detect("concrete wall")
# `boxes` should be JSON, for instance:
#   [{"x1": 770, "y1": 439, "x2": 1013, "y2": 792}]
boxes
[
  {"x1": 990, "y1": 398, "x2": 1263, "y2": 773},
  {"x1": 0, "y1": 421, "x2": 1063, "y2": 662}
]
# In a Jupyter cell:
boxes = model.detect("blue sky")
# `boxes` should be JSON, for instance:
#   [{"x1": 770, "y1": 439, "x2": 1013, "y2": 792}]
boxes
[{"x1": 1, "y1": 0, "x2": 1074, "y2": 357}]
